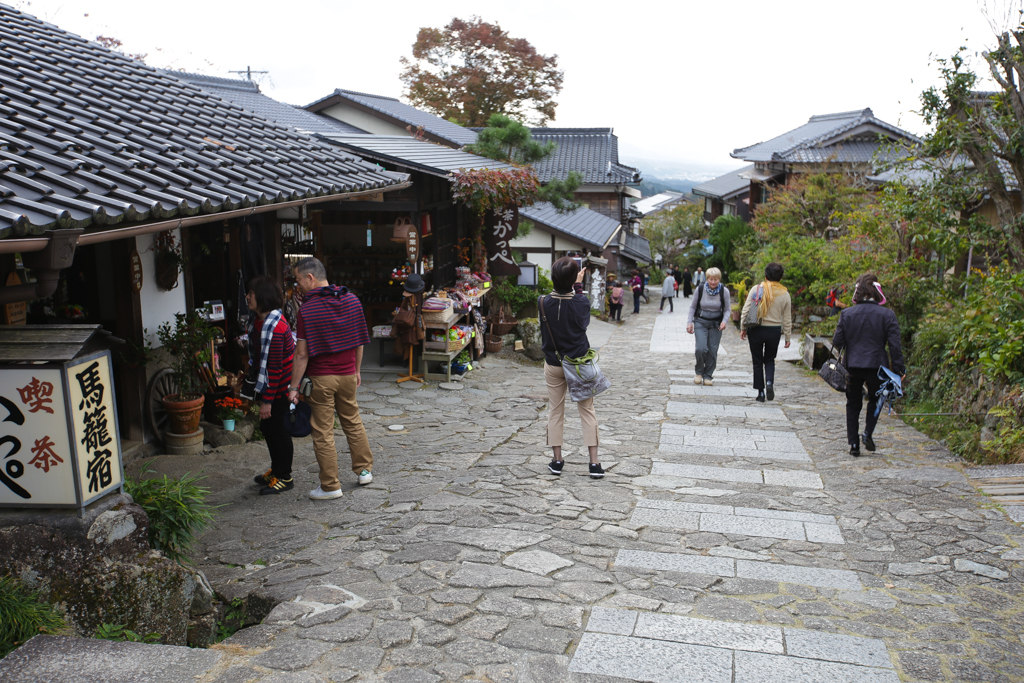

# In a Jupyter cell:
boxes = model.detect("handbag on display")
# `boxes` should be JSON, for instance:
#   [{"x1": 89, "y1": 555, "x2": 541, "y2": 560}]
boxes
[
  {"x1": 538, "y1": 296, "x2": 611, "y2": 402},
  {"x1": 818, "y1": 351, "x2": 849, "y2": 392}
]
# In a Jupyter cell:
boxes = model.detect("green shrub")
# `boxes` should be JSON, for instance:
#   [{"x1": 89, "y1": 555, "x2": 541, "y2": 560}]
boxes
[
  {"x1": 93, "y1": 622, "x2": 160, "y2": 643},
  {"x1": 125, "y1": 466, "x2": 217, "y2": 565},
  {"x1": 0, "y1": 575, "x2": 65, "y2": 658}
]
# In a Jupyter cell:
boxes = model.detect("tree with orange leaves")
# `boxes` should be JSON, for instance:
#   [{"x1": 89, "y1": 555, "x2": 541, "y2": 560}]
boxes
[{"x1": 399, "y1": 17, "x2": 564, "y2": 128}]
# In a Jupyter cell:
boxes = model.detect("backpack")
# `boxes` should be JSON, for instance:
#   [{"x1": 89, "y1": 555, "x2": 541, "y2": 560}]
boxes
[{"x1": 694, "y1": 286, "x2": 724, "y2": 323}]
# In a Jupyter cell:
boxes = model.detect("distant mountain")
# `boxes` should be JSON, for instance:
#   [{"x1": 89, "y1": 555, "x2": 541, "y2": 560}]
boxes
[
  {"x1": 623, "y1": 155, "x2": 737, "y2": 190},
  {"x1": 637, "y1": 176, "x2": 696, "y2": 198}
]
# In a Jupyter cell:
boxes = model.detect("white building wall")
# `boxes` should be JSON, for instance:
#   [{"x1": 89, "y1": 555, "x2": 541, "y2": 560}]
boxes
[
  {"x1": 321, "y1": 104, "x2": 410, "y2": 137},
  {"x1": 136, "y1": 231, "x2": 187, "y2": 348}
]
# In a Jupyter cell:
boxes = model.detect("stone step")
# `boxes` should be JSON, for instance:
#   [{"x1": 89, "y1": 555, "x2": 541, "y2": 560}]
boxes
[
  {"x1": 0, "y1": 635, "x2": 222, "y2": 683},
  {"x1": 667, "y1": 401, "x2": 788, "y2": 421},
  {"x1": 615, "y1": 549, "x2": 863, "y2": 591},
  {"x1": 571, "y1": 608, "x2": 897, "y2": 683},
  {"x1": 650, "y1": 462, "x2": 823, "y2": 489}
]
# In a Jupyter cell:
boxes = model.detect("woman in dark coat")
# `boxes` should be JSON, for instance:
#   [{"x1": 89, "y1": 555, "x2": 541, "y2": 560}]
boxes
[
  {"x1": 831, "y1": 273, "x2": 905, "y2": 457},
  {"x1": 681, "y1": 268, "x2": 693, "y2": 298}
]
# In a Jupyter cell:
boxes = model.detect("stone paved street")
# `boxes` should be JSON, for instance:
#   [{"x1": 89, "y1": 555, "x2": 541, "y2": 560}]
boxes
[{"x1": 136, "y1": 299, "x2": 1024, "y2": 683}]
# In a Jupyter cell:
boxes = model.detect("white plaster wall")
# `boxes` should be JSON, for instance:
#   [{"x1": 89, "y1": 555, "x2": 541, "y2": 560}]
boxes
[
  {"x1": 136, "y1": 231, "x2": 187, "y2": 348},
  {"x1": 322, "y1": 104, "x2": 410, "y2": 137},
  {"x1": 511, "y1": 226, "x2": 552, "y2": 249},
  {"x1": 530, "y1": 253, "x2": 553, "y2": 272},
  {"x1": 554, "y1": 235, "x2": 584, "y2": 251}
]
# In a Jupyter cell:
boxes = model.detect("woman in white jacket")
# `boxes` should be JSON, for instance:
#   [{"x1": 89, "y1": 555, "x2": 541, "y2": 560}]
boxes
[{"x1": 659, "y1": 273, "x2": 677, "y2": 313}]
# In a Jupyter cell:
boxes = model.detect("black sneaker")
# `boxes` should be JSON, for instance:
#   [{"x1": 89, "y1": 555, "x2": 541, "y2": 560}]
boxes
[
  {"x1": 766, "y1": 383, "x2": 775, "y2": 401},
  {"x1": 862, "y1": 433, "x2": 876, "y2": 452},
  {"x1": 850, "y1": 444, "x2": 861, "y2": 457},
  {"x1": 260, "y1": 477, "x2": 294, "y2": 495},
  {"x1": 756, "y1": 391, "x2": 766, "y2": 403},
  {"x1": 589, "y1": 463, "x2": 605, "y2": 479},
  {"x1": 253, "y1": 468, "x2": 272, "y2": 486},
  {"x1": 548, "y1": 460, "x2": 564, "y2": 475}
]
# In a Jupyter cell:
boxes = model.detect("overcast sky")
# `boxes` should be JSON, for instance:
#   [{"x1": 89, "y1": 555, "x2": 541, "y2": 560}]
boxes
[{"x1": 14, "y1": 0, "x2": 1018, "y2": 176}]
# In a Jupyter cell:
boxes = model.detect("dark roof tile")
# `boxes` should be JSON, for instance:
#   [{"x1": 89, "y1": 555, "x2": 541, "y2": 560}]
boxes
[
  {"x1": 0, "y1": 5, "x2": 408, "y2": 238},
  {"x1": 527, "y1": 128, "x2": 641, "y2": 185}
]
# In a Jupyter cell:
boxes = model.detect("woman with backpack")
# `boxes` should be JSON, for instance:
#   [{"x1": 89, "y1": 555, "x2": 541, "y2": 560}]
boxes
[
  {"x1": 831, "y1": 273, "x2": 905, "y2": 456},
  {"x1": 608, "y1": 281, "x2": 624, "y2": 322},
  {"x1": 686, "y1": 267, "x2": 730, "y2": 386},
  {"x1": 740, "y1": 262, "x2": 792, "y2": 403},
  {"x1": 540, "y1": 257, "x2": 604, "y2": 479}
]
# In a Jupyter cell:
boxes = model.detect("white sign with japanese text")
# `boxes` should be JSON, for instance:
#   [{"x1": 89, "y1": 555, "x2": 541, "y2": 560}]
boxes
[
  {"x1": 66, "y1": 353, "x2": 122, "y2": 503},
  {"x1": 0, "y1": 368, "x2": 77, "y2": 506}
]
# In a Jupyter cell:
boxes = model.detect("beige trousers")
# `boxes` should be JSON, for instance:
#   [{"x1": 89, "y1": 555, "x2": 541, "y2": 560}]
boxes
[
  {"x1": 544, "y1": 363, "x2": 599, "y2": 448},
  {"x1": 308, "y1": 375, "x2": 373, "y2": 491}
]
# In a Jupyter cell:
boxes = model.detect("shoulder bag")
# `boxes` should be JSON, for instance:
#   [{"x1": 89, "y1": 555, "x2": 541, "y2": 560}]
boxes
[
  {"x1": 818, "y1": 349, "x2": 849, "y2": 392},
  {"x1": 538, "y1": 296, "x2": 611, "y2": 401},
  {"x1": 744, "y1": 284, "x2": 763, "y2": 330}
]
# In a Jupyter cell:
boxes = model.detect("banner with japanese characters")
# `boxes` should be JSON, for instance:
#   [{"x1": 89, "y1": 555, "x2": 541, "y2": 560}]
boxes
[
  {"x1": 66, "y1": 353, "x2": 122, "y2": 503},
  {"x1": 0, "y1": 368, "x2": 77, "y2": 506},
  {"x1": 483, "y1": 205, "x2": 522, "y2": 277}
]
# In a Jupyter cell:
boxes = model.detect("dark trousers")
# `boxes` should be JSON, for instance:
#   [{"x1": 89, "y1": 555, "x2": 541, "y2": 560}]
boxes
[
  {"x1": 633, "y1": 291, "x2": 642, "y2": 313},
  {"x1": 747, "y1": 325, "x2": 782, "y2": 390},
  {"x1": 609, "y1": 303, "x2": 623, "y2": 320},
  {"x1": 261, "y1": 396, "x2": 294, "y2": 480},
  {"x1": 660, "y1": 296, "x2": 673, "y2": 312},
  {"x1": 846, "y1": 367, "x2": 883, "y2": 445}
]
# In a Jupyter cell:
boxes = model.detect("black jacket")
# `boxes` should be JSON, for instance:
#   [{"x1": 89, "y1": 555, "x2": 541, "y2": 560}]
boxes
[
  {"x1": 539, "y1": 290, "x2": 591, "y2": 367},
  {"x1": 832, "y1": 301, "x2": 905, "y2": 374}
]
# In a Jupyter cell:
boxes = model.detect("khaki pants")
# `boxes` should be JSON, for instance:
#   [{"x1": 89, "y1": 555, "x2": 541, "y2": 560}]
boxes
[
  {"x1": 544, "y1": 363, "x2": 599, "y2": 448},
  {"x1": 309, "y1": 375, "x2": 373, "y2": 491}
]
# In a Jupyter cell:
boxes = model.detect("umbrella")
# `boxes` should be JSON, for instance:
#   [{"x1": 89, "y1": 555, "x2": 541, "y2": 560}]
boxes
[{"x1": 874, "y1": 366, "x2": 904, "y2": 418}]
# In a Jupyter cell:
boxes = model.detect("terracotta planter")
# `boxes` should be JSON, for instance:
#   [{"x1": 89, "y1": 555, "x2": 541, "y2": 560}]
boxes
[{"x1": 162, "y1": 394, "x2": 205, "y2": 435}]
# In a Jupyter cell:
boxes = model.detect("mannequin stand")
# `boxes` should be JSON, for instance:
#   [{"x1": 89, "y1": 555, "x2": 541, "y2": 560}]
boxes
[{"x1": 396, "y1": 347, "x2": 423, "y2": 384}]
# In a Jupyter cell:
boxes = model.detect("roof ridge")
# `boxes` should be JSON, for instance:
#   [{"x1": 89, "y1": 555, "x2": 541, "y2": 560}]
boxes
[
  {"x1": 808, "y1": 108, "x2": 873, "y2": 122},
  {"x1": 530, "y1": 127, "x2": 614, "y2": 135},
  {"x1": 336, "y1": 88, "x2": 400, "y2": 102},
  {"x1": 171, "y1": 70, "x2": 260, "y2": 93}
]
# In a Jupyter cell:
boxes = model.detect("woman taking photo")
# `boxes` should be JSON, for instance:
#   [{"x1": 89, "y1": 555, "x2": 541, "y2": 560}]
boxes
[
  {"x1": 740, "y1": 262, "x2": 792, "y2": 402},
  {"x1": 831, "y1": 273, "x2": 905, "y2": 456},
  {"x1": 687, "y1": 267, "x2": 730, "y2": 386},
  {"x1": 247, "y1": 275, "x2": 296, "y2": 495},
  {"x1": 540, "y1": 257, "x2": 604, "y2": 479}
]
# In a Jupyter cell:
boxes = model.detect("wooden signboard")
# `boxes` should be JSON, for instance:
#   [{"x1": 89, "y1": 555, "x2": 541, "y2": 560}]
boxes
[
  {"x1": 4, "y1": 272, "x2": 26, "y2": 325},
  {"x1": 484, "y1": 205, "x2": 521, "y2": 277},
  {"x1": 405, "y1": 225, "x2": 420, "y2": 265},
  {"x1": 129, "y1": 248, "x2": 143, "y2": 293}
]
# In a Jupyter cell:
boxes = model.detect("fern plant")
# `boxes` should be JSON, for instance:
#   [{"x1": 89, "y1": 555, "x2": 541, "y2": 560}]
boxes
[
  {"x1": 124, "y1": 466, "x2": 217, "y2": 565},
  {"x1": 0, "y1": 575, "x2": 65, "y2": 657}
]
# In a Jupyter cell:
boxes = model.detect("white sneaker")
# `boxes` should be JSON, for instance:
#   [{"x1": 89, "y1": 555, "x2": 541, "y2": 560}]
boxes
[
  {"x1": 694, "y1": 375, "x2": 703, "y2": 385},
  {"x1": 358, "y1": 470, "x2": 373, "y2": 486},
  {"x1": 704, "y1": 378, "x2": 713, "y2": 387},
  {"x1": 309, "y1": 486, "x2": 343, "y2": 500}
]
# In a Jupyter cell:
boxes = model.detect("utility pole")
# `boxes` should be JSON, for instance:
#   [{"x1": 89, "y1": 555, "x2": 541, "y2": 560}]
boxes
[{"x1": 228, "y1": 66, "x2": 268, "y2": 82}]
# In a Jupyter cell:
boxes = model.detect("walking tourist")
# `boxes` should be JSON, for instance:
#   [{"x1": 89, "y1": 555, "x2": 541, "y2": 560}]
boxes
[
  {"x1": 540, "y1": 257, "x2": 604, "y2": 479},
  {"x1": 681, "y1": 267, "x2": 693, "y2": 298},
  {"x1": 671, "y1": 267, "x2": 682, "y2": 297},
  {"x1": 686, "y1": 267, "x2": 730, "y2": 386},
  {"x1": 630, "y1": 269, "x2": 643, "y2": 314},
  {"x1": 740, "y1": 262, "x2": 792, "y2": 403},
  {"x1": 289, "y1": 256, "x2": 374, "y2": 500},
  {"x1": 609, "y1": 281, "x2": 624, "y2": 322},
  {"x1": 831, "y1": 273, "x2": 905, "y2": 456},
  {"x1": 659, "y1": 272, "x2": 676, "y2": 312},
  {"x1": 247, "y1": 276, "x2": 296, "y2": 496},
  {"x1": 641, "y1": 269, "x2": 650, "y2": 303},
  {"x1": 694, "y1": 267, "x2": 706, "y2": 289}
]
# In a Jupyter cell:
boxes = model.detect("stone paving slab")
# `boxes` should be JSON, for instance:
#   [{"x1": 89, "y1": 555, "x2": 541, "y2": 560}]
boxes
[
  {"x1": 569, "y1": 632, "x2": 733, "y2": 682},
  {"x1": 658, "y1": 443, "x2": 812, "y2": 462},
  {"x1": 631, "y1": 499, "x2": 844, "y2": 544},
  {"x1": 734, "y1": 651, "x2": 898, "y2": 683},
  {"x1": 671, "y1": 385, "x2": 757, "y2": 397},
  {"x1": 667, "y1": 401, "x2": 788, "y2": 420}
]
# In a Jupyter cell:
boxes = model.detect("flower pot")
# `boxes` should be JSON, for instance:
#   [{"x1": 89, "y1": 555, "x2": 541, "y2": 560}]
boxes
[
  {"x1": 221, "y1": 419, "x2": 236, "y2": 431},
  {"x1": 204, "y1": 387, "x2": 232, "y2": 422},
  {"x1": 162, "y1": 394, "x2": 205, "y2": 435}
]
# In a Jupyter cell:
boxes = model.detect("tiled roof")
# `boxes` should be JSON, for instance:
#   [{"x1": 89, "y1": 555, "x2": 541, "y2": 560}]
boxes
[
  {"x1": 732, "y1": 109, "x2": 921, "y2": 164},
  {"x1": 322, "y1": 135, "x2": 512, "y2": 177},
  {"x1": 305, "y1": 89, "x2": 477, "y2": 147},
  {"x1": 174, "y1": 72, "x2": 367, "y2": 136},
  {"x1": 0, "y1": 6, "x2": 406, "y2": 239},
  {"x1": 692, "y1": 166, "x2": 753, "y2": 200},
  {"x1": 620, "y1": 230, "x2": 652, "y2": 263},
  {"x1": 519, "y1": 201, "x2": 620, "y2": 251},
  {"x1": 527, "y1": 128, "x2": 642, "y2": 185}
]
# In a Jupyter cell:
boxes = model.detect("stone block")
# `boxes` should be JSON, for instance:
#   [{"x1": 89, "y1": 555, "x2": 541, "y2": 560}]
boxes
[
  {"x1": 569, "y1": 632, "x2": 732, "y2": 682},
  {"x1": 734, "y1": 650, "x2": 898, "y2": 683},
  {"x1": 586, "y1": 606, "x2": 637, "y2": 635},
  {"x1": 783, "y1": 628, "x2": 893, "y2": 669},
  {"x1": 634, "y1": 612, "x2": 783, "y2": 654},
  {"x1": 735, "y1": 560, "x2": 862, "y2": 591}
]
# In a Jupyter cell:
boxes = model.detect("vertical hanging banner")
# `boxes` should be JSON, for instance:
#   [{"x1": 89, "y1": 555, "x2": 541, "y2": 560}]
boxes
[
  {"x1": 405, "y1": 223, "x2": 420, "y2": 265},
  {"x1": 484, "y1": 205, "x2": 522, "y2": 277}
]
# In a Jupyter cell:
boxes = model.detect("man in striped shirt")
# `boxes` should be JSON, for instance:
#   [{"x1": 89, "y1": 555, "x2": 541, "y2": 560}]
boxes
[{"x1": 288, "y1": 257, "x2": 373, "y2": 500}]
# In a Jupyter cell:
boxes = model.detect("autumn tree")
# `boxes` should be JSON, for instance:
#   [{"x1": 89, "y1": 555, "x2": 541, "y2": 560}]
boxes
[
  {"x1": 465, "y1": 113, "x2": 582, "y2": 212},
  {"x1": 400, "y1": 17, "x2": 564, "y2": 127},
  {"x1": 642, "y1": 203, "x2": 706, "y2": 267}
]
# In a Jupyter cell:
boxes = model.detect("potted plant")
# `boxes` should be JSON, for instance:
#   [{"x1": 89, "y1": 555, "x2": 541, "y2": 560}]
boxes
[
  {"x1": 153, "y1": 230, "x2": 184, "y2": 291},
  {"x1": 215, "y1": 397, "x2": 244, "y2": 431},
  {"x1": 156, "y1": 310, "x2": 216, "y2": 435}
]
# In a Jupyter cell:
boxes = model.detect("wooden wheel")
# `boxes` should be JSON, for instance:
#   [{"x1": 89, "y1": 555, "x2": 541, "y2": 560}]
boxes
[{"x1": 146, "y1": 368, "x2": 178, "y2": 443}]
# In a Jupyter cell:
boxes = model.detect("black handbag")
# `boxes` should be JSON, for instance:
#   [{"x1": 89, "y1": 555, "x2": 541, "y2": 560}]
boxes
[{"x1": 818, "y1": 351, "x2": 849, "y2": 392}]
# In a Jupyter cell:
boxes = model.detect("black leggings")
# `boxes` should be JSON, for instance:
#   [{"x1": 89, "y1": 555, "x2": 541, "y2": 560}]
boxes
[
  {"x1": 747, "y1": 326, "x2": 782, "y2": 390},
  {"x1": 261, "y1": 396, "x2": 294, "y2": 480}
]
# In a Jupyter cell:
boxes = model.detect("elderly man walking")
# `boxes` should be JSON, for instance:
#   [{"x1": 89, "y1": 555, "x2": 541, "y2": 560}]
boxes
[{"x1": 289, "y1": 257, "x2": 374, "y2": 500}]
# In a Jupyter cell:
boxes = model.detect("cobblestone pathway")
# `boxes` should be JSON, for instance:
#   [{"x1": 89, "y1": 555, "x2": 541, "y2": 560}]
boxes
[{"x1": 145, "y1": 300, "x2": 1024, "y2": 683}]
